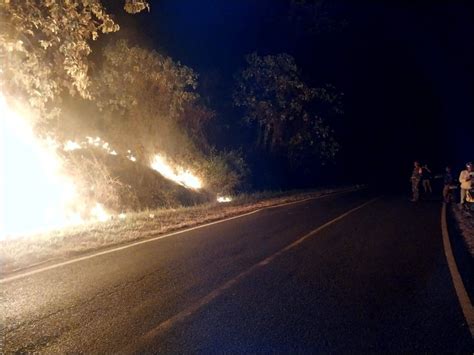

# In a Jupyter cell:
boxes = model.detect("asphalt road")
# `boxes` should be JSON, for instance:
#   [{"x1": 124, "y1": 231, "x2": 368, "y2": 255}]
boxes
[{"x1": 1, "y1": 189, "x2": 473, "y2": 352}]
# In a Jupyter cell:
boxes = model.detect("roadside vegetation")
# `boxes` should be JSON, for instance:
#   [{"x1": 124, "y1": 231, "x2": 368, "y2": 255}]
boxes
[
  {"x1": 1, "y1": 1, "x2": 248, "y2": 218},
  {"x1": 1, "y1": 2, "x2": 341, "y2": 215},
  {"x1": 1, "y1": 1, "x2": 345, "y2": 264},
  {"x1": 0, "y1": 186, "x2": 360, "y2": 275}
]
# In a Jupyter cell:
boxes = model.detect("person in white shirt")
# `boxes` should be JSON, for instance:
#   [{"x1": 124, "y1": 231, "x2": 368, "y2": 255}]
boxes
[{"x1": 459, "y1": 162, "x2": 473, "y2": 205}]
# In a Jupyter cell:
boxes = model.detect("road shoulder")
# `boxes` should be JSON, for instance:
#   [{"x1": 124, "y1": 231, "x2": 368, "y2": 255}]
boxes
[{"x1": 444, "y1": 204, "x2": 474, "y2": 337}]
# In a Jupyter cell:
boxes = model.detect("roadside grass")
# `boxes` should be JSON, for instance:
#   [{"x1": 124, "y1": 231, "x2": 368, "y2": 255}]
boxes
[
  {"x1": 451, "y1": 205, "x2": 474, "y2": 257},
  {"x1": 0, "y1": 186, "x2": 361, "y2": 275}
]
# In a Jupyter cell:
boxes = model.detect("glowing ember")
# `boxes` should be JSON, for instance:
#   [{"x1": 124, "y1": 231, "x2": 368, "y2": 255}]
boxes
[
  {"x1": 0, "y1": 94, "x2": 82, "y2": 239},
  {"x1": 217, "y1": 196, "x2": 232, "y2": 203},
  {"x1": 74, "y1": 136, "x2": 121, "y2": 156},
  {"x1": 64, "y1": 140, "x2": 82, "y2": 151},
  {"x1": 126, "y1": 150, "x2": 137, "y2": 162},
  {"x1": 150, "y1": 154, "x2": 202, "y2": 189}
]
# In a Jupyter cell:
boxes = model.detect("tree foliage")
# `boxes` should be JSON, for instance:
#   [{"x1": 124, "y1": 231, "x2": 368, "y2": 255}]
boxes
[
  {"x1": 91, "y1": 39, "x2": 203, "y2": 162},
  {"x1": 0, "y1": 0, "x2": 149, "y2": 117},
  {"x1": 233, "y1": 52, "x2": 342, "y2": 163},
  {"x1": 199, "y1": 149, "x2": 249, "y2": 195},
  {"x1": 83, "y1": 40, "x2": 246, "y2": 194},
  {"x1": 0, "y1": 1, "x2": 248, "y2": 197}
]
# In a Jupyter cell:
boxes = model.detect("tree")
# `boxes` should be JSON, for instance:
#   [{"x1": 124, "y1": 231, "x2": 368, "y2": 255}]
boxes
[
  {"x1": 91, "y1": 39, "x2": 201, "y2": 162},
  {"x1": 0, "y1": 0, "x2": 149, "y2": 120},
  {"x1": 199, "y1": 149, "x2": 249, "y2": 195},
  {"x1": 233, "y1": 52, "x2": 342, "y2": 163},
  {"x1": 91, "y1": 40, "x2": 248, "y2": 194},
  {"x1": 0, "y1": 1, "x2": 248, "y2": 206}
]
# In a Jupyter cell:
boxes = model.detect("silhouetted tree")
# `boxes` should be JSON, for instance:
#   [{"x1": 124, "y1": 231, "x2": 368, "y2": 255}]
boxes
[
  {"x1": 0, "y1": 0, "x2": 149, "y2": 118},
  {"x1": 233, "y1": 52, "x2": 342, "y2": 164}
]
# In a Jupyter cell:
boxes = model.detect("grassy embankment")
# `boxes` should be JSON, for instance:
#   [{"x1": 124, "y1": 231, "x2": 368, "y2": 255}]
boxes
[{"x1": 1, "y1": 186, "x2": 361, "y2": 275}]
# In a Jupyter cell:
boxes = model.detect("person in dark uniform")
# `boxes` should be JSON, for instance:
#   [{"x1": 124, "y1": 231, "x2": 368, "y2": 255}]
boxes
[
  {"x1": 421, "y1": 164, "x2": 432, "y2": 194},
  {"x1": 443, "y1": 166, "x2": 453, "y2": 203},
  {"x1": 410, "y1": 161, "x2": 422, "y2": 202}
]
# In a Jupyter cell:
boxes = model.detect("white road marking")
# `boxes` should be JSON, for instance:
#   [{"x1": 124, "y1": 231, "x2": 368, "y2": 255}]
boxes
[
  {"x1": 138, "y1": 197, "x2": 379, "y2": 344},
  {"x1": 441, "y1": 203, "x2": 474, "y2": 338},
  {"x1": 0, "y1": 188, "x2": 361, "y2": 284}
]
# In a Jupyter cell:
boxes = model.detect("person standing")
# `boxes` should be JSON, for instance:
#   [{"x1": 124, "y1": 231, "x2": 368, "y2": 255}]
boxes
[
  {"x1": 443, "y1": 166, "x2": 453, "y2": 203},
  {"x1": 421, "y1": 164, "x2": 433, "y2": 194},
  {"x1": 459, "y1": 162, "x2": 473, "y2": 206},
  {"x1": 410, "y1": 161, "x2": 422, "y2": 202}
]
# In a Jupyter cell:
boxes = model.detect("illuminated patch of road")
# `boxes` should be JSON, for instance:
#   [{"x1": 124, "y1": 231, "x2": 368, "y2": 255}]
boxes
[
  {"x1": 0, "y1": 188, "x2": 361, "y2": 284},
  {"x1": 137, "y1": 197, "x2": 379, "y2": 345}
]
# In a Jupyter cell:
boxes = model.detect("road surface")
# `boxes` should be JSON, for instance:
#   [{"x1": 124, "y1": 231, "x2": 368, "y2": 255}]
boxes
[{"x1": 1, "y1": 189, "x2": 473, "y2": 352}]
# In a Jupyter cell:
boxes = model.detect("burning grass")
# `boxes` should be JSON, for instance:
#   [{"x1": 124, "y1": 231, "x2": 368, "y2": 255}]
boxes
[
  {"x1": 0, "y1": 186, "x2": 360, "y2": 275},
  {"x1": 0, "y1": 92, "x2": 210, "y2": 238},
  {"x1": 62, "y1": 148, "x2": 211, "y2": 212}
]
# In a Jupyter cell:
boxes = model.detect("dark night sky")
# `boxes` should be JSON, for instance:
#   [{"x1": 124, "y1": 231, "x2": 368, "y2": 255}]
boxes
[{"x1": 111, "y1": 0, "x2": 474, "y2": 190}]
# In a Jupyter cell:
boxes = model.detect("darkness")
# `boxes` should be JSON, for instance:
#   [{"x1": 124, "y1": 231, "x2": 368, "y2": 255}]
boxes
[{"x1": 109, "y1": 0, "x2": 474, "y2": 191}]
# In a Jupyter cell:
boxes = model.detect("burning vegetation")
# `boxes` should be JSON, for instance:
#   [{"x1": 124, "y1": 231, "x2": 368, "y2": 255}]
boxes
[
  {"x1": 1, "y1": 0, "x2": 338, "y2": 241},
  {"x1": 1, "y1": 89, "x2": 236, "y2": 240},
  {"x1": 0, "y1": 0, "x2": 246, "y2": 240}
]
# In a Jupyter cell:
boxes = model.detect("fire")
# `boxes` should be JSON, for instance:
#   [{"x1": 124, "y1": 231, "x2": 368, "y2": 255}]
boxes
[
  {"x1": 126, "y1": 150, "x2": 137, "y2": 162},
  {"x1": 62, "y1": 137, "x2": 202, "y2": 191},
  {"x1": 217, "y1": 196, "x2": 232, "y2": 203},
  {"x1": 64, "y1": 140, "x2": 82, "y2": 151},
  {"x1": 150, "y1": 154, "x2": 202, "y2": 189},
  {"x1": 0, "y1": 94, "x2": 122, "y2": 240},
  {"x1": 90, "y1": 203, "x2": 110, "y2": 222},
  {"x1": 65, "y1": 136, "x2": 119, "y2": 156},
  {"x1": 0, "y1": 95, "x2": 205, "y2": 239},
  {"x1": 0, "y1": 94, "x2": 82, "y2": 239}
]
